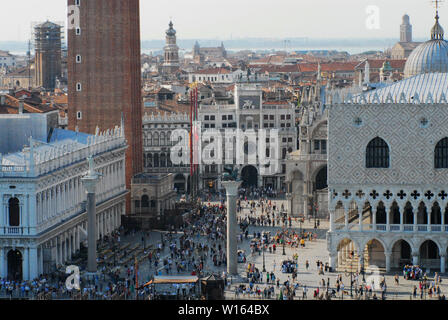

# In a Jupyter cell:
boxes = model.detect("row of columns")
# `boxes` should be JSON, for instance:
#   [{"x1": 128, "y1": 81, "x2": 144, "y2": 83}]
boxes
[
  {"x1": 330, "y1": 243, "x2": 447, "y2": 274},
  {"x1": 36, "y1": 160, "x2": 125, "y2": 225},
  {"x1": 331, "y1": 204, "x2": 448, "y2": 232}
]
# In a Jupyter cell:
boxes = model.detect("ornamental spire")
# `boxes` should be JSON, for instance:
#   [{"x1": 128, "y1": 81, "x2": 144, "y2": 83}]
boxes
[{"x1": 431, "y1": 0, "x2": 445, "y2": 40}]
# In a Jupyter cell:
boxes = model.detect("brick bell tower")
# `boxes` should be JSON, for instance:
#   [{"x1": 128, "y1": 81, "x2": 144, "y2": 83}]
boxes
[{"x1": 67, "y1": 0, "x2": 143, "y2": 214}]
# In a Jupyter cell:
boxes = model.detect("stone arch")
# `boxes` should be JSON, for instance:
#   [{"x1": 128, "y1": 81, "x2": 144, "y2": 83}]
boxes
[
  {"x1": 310, "y1": 120, "x2": 327, "y2": 140},
  {"x1": 7, "y1": 249, "x2": 23, "y2": 281},
  {"x1": 174, "y1": 174, "x2": 186, "y2": 193},
  {"x1": 366, "y1": 137, "x2": 390, "y2": 168},
  {"x1": 390, "y1": 201, "x2": 400, "y2": 224},
  {"x1": 403, "y1": 201, "x2": 414, "y2": 224},
  {"x1": 160, "y1": 132, "x2": 166, "y2": 146},
  {"x1": 362, "y1": 238, "x2": 387, "y2": 269},
  {"x1": 241, "y1": 165, "x2": 258, "y2": 188},
  {"x1": 435, "y1": 137, "x2": 448, "y2": 169},
  {"x1": 445, "y1": 203, "x2": 448, "y2": 226},
  {"x1": 334, "y1": 201, "x2": 345, "y2": 224},
  {"x1": 146, "y1": 153, "x2": 153, "y2": 168},
  {"x1": 160, "y1": 153, "x2": 167, "y2": 168},
  {"x1": 416, "y1": 237, "x2": 442, "y2": 256},
  {"x1": 153, "y1": 153, "x2": 160, "y2": 167},
  {"x1": 313, "y1": 165, "x2": 328, "y2": 191},
  {"x1": 391, "y1": 239, "x2": 412, "y2": 268},
  {"x1": 419, "y1": 239, "x2": 442, "y2": 269},
  {"x1": 376, "y1": 201, "x2": 386, "y2": 224},
  {"x1": 416, "y1": 201, "x2": 427, "y2": 224},
  {"x1": 335, "y1": 237, "x2": 360, "y2": 270},
  {"x1": 431, "y1": 202, "x2": 442, "y2": 224},
  {"x1": 153, "y1": 132, "x2": 159, "y2": 146}
]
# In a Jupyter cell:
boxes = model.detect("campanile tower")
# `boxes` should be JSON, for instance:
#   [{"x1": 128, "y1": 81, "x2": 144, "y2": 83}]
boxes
[{"x1": 67, "y1": 0, "x2": 143, "y2": 213}]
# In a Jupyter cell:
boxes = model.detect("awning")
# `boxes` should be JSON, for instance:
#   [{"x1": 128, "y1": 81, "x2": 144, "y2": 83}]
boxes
[{"x1": 143, "y1": 276, "x2": 199, "y2": 287}]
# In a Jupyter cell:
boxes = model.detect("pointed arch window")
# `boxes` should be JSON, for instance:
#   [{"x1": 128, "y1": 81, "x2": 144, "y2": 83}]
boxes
[
  {"x1": 366, "y1": 137, "x2": 389, "y2": 168},
  {"x1": 435, "y1": 138, "x2": 448, "y2": 169}
]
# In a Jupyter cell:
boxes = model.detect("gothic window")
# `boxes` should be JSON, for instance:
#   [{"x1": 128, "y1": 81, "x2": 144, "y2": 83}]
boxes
[
  {"x1": 8, "y1": 198, "x2": 20, "y2": 227},
  {"x1": 366, "y1": 137, "x2": 389, "y2": 168},
  {"x1": 153, "y1": 132, "x2": 159, "y2": 146},
  {"x1": 160, "y1": 153, "x2": 167, "y2": 168},
  {"x1": 146, "y1": 153, "x2": 153, "y2": 168},
  {"x1": 154, "y1": 153, "x2": 159, "y2": 167},
  {"x1": 435, "y1": 138, "x2": 448, "y2": 169}
]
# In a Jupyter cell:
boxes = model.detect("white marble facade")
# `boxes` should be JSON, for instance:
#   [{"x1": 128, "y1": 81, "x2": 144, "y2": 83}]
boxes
[
  {"x1": 0, "y1": 126, "x2": 127, "y2": 280},
  {"x1": 327, "y1": 73, "x2": 448, "y2": 273}
]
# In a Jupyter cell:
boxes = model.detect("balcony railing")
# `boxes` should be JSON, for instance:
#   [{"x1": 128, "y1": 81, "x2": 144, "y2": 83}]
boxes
[
  {"x1": 333, "y1": 223, "x2": 448, "y2": 233},
  {"x1": 417, "y1": 225, "x2": 428, "y2": 232},
  {"x1": 0, "y1": 226, "x2": 29, "y2": 235},
  {"x1": 287, "y1": 154, "x2": 327, "y2": 161}
]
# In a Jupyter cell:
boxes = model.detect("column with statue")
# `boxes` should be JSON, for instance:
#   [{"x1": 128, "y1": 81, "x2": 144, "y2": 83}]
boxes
[
  {"x1": 221, "y1": 166, "x2": 241, "y2": 275},
  {"x1": 81, "y1": 156, "x2": 102, "y2": 273}
]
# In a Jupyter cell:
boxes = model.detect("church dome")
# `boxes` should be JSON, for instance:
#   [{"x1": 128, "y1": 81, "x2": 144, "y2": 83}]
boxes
[{"x1": 404, "y1": 14, "x2": 448, "y2": 78}]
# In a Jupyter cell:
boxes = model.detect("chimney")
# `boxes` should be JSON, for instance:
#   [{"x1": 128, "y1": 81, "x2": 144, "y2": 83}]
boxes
[{"x1": 18, "y1": 98, "x2": 24, "y2": 114}]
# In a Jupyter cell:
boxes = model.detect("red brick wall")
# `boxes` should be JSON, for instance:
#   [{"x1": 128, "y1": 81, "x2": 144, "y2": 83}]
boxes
[{"x1": 68, "y1": 0, "x2": 143, "y2": 213}]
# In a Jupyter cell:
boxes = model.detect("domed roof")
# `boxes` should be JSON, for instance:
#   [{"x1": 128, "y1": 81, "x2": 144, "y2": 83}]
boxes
[
  {"x1": 404, "y1": 14, "x2": 448, "y2": 78},
  {"x1": 166, "y1": 21, "x2": 176, "y2": 36},
  {"x1": 402, "y1": 14, "x2": 410, "y2": 24}
]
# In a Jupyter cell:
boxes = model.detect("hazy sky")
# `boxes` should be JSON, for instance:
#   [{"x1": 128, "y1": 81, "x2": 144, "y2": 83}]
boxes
[{"x1": 0, "y1": 0, "x2": 445, "y2": 41}]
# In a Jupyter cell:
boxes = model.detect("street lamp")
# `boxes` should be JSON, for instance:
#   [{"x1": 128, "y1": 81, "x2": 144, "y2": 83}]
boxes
[
  {"x1": 282, "y1": 237, "x2": 286, "y2": 256},
  {"x1": 262, "y1": 243, "x2": 266, "y2": 272},
  {"x1": 350, "y1": 251, "x2": 354, "y2": 297}
]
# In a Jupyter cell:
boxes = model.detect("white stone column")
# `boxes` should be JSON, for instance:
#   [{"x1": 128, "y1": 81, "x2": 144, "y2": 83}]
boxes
[
  {"x1": 372, "y1": 205, "x2": 377, "y2": 231},
  {"x1": 82, "y1": 157, "x2": 101, "y2": 273},
  {"x1": 400, "y1": 206, "x2": 404, "y2": 231},
  {"x1": 441, "y1": 254, "x2": 446, "y2": 274},
  {"x1": 385, "y1": 250, "x2": 391, "y2": 272},
  {"x1": 39, "y1": 246, "x2": 44, "y2": 276},
  {"x1": 64, "y1": 235, "x2": 68, "y2": 263},
  {"x1": 329, "y1": 251, "x2": 337, "y2": 270},
  {"x1": 23, "y1": 247, "x2": 29, "y2": 280},
  {"x1": 344, "y1": 207, "x2": 349, "y2": 230},
  {"x1": 412, "y1": 252, "x2": 419, "y2": 266},
  {"x1": 385, "y1": 206, "x2": 390, "y2": 231},
  {"x1": 29, "y1": 247, "x2": 37, "y2": 280},
  {"x1": 222, "y1": 180, "x2": 241, "y2": 275},
  {"x1": 53, "y1": 238, "x2": 58, "y2": 267},
  {"x1": 0, "y1": 248, "x2": 4, "y2": 278},
  {"x1": 413, "y1": 210, "x2": 418, "y2": 232},
  {"x1": 442, "y1": 209, "x2": 445, "y2": 228},
  {"x1": 358, "y1": 207, "x2": 363, "y2": 231},
  {"x1": 338, "y1": 251, "x2": 342, "y2": 268},
  {"x1": 359, "y1": 254, "x2": 364, "y2": 273},
  {"x1": 68, "y1": 232, "x2": 72, "y2": 259},
  {"x1": 329, "y1": 208, "x2": 335, "y2": 232}
]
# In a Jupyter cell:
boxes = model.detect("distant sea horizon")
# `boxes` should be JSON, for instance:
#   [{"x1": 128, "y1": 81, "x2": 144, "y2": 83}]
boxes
[{"x1": 2, "y1": 37, "x2": 427, "y2": 57}]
